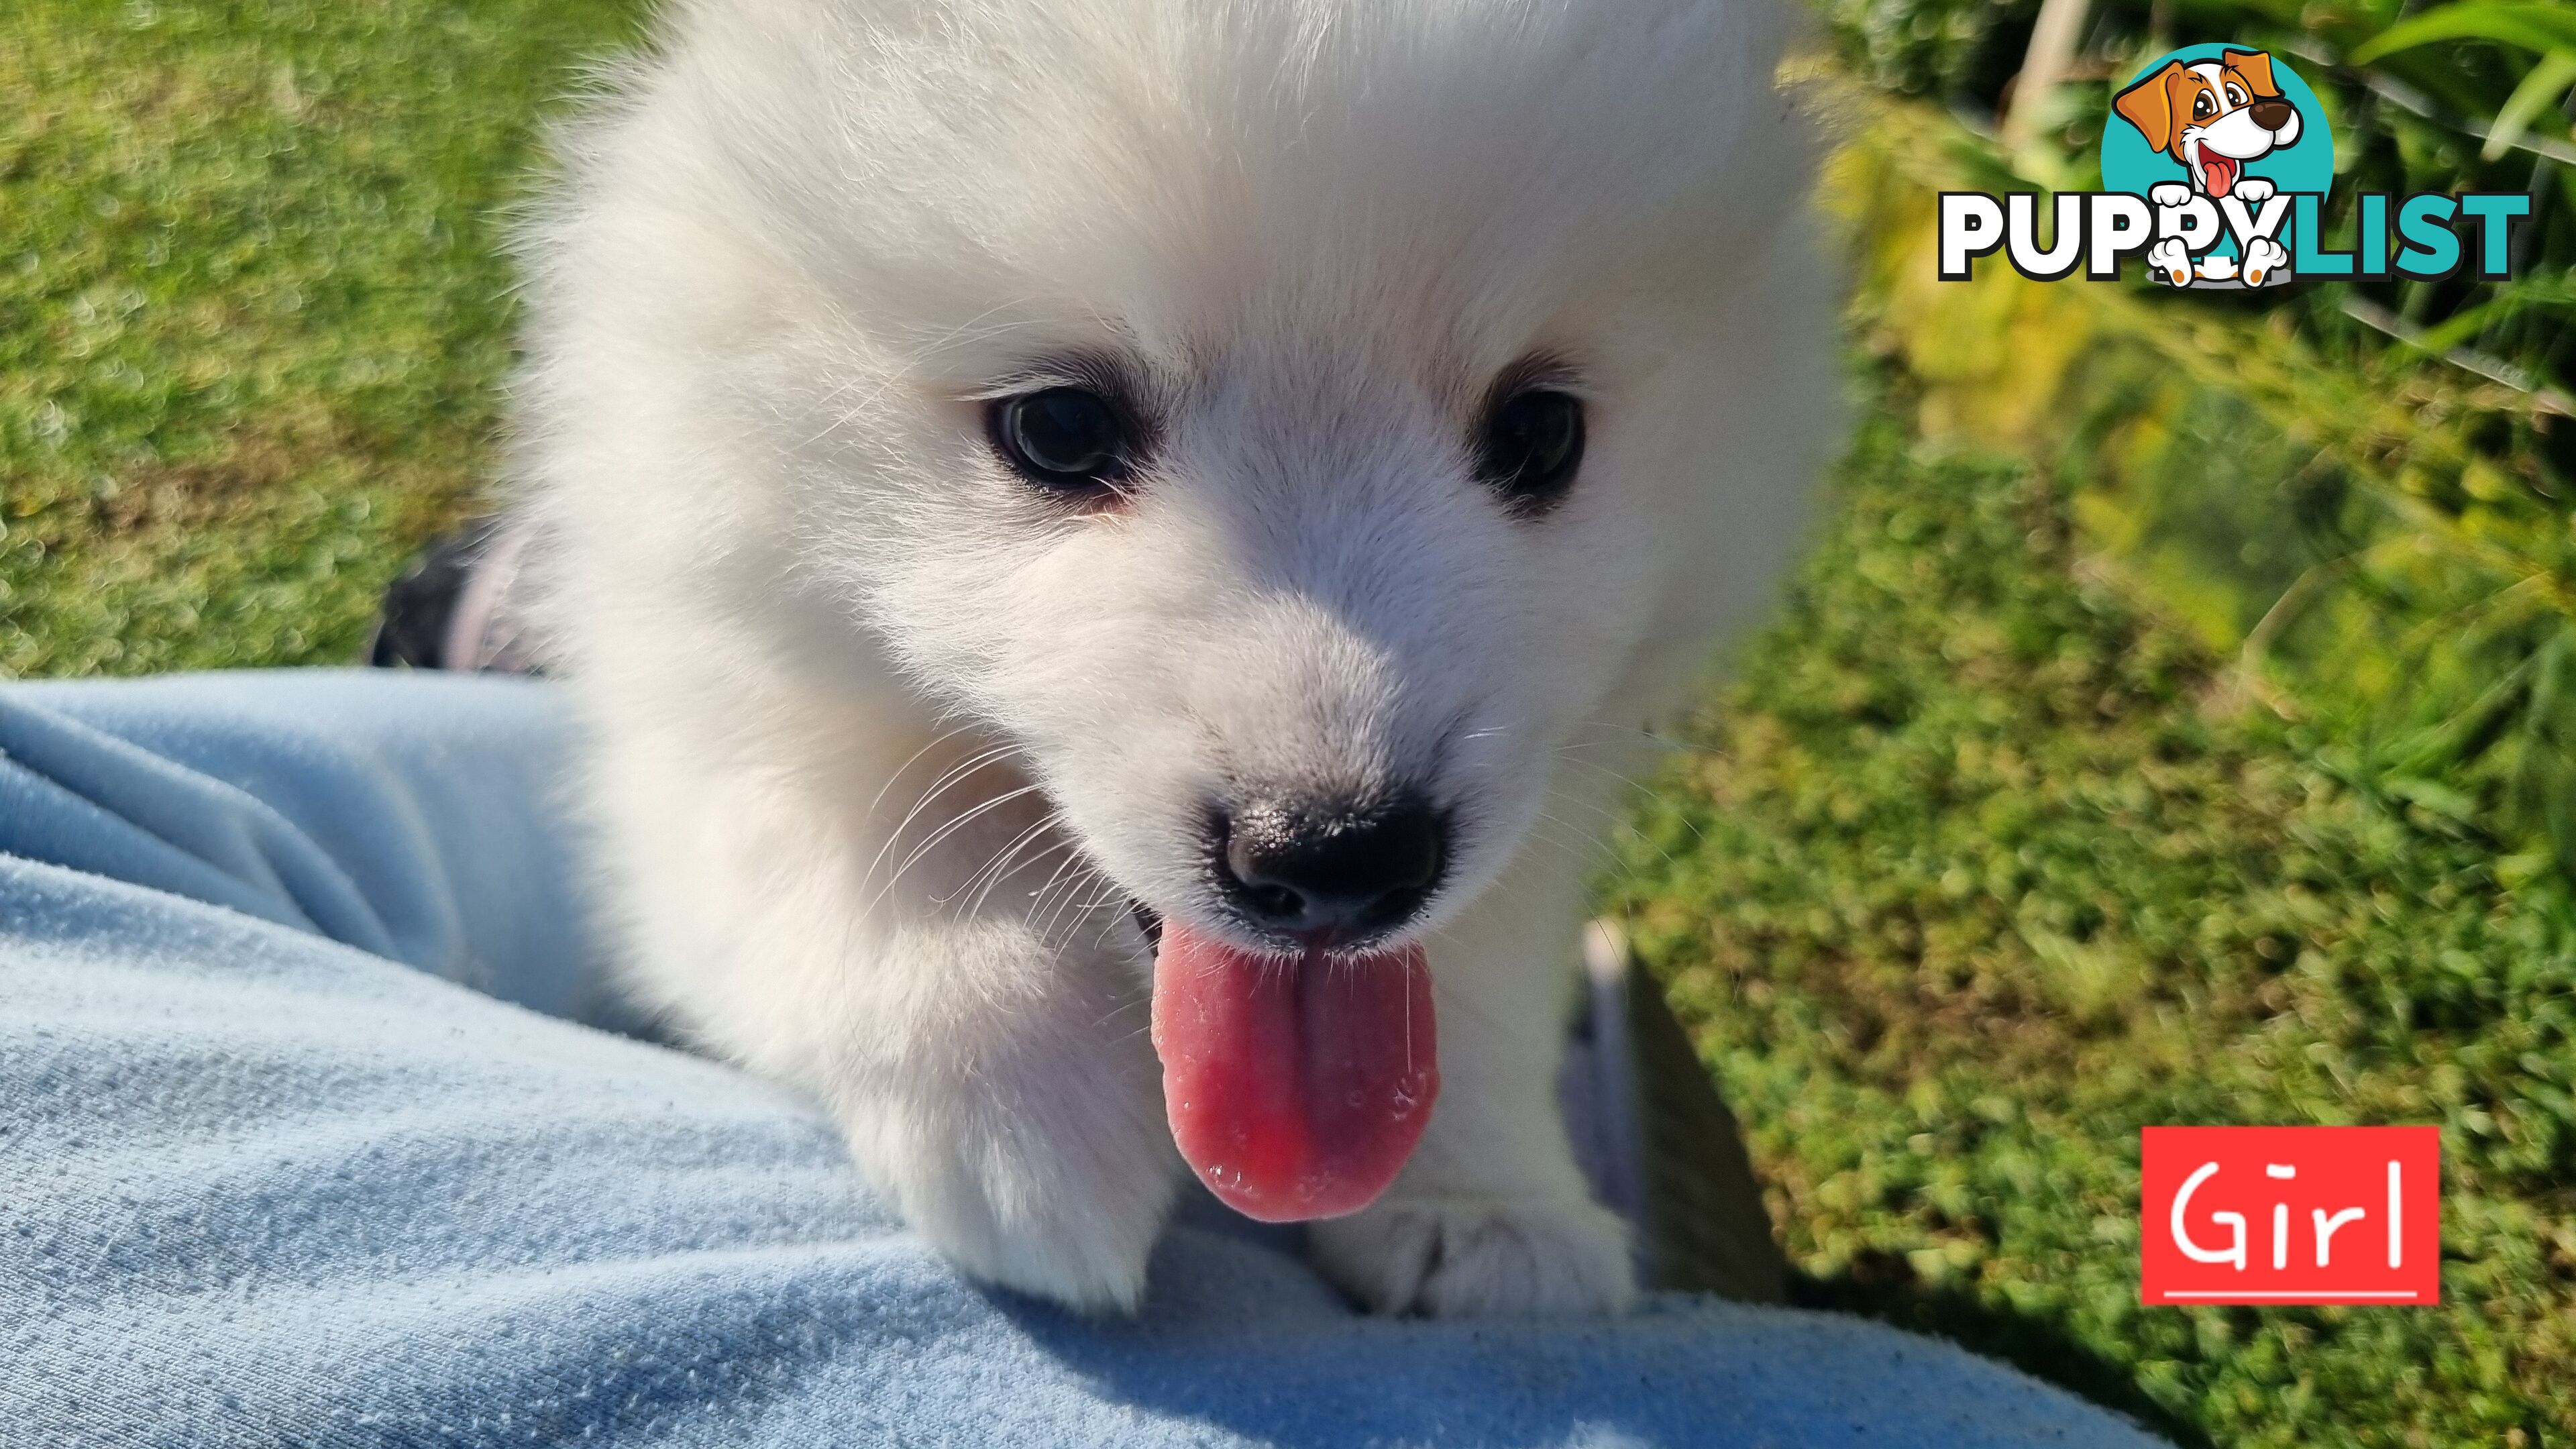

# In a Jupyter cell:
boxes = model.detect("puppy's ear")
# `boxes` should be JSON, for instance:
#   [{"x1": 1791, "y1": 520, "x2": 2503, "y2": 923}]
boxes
[
  {"x1": 2223, "y1": 49, "x2": 2279, "y2": 98},
  {"x1": 2113, "y1": 62, "x2": 2184, "y2": 152}
]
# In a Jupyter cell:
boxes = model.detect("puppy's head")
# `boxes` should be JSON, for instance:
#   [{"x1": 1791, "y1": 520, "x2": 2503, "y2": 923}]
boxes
[
  {"x1": 2114, "y1": 49, "x2": 2300, "y2": 199},
  {"x1": 540, "y1": 0, "x2": 1832, "y2": 955}
]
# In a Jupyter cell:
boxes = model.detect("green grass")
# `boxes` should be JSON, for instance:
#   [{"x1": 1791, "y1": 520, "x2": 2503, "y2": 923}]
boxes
[
  {"x1": 1613, "y1": 406, "x2": 2576, "y2": 1445},
  {"x1": 8, "y1": 3, "x2": 2573, "y2": 1444},
  {"x1": 0, "y1": 0, "x2": 645, "y2": 674}
]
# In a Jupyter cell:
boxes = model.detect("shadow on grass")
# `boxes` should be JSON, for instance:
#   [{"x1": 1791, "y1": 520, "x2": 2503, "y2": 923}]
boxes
[{"x1": 1789, "y1": 1257, "x2": 2210, "y2": 1449}]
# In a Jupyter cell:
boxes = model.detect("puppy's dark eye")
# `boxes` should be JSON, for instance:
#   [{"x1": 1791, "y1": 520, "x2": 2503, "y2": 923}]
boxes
[
  {"x1": 1476, "y1": 388, "x2": 1585, "y2": 515},
  {"x1": 2192, "y1": 92, "x2": 2214, "y2": 119},
  {"x1": 989, "y1": 386, "x2": 1132, "y2": 494}
]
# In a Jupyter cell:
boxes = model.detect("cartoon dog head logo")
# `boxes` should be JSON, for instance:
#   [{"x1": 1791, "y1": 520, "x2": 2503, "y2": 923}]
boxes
[
  {"x1": 2113, "y1": 49, "x2": 2301, "y2": 201},
  {"x1": 2100, "y1": 44, "x2": 2332, "y2": 288}
]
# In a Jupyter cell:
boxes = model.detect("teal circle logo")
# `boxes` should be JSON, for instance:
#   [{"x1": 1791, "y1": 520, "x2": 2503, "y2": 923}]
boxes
[{"x1": 2102, "y1": 45, "x2": 2333, "y2": 287}]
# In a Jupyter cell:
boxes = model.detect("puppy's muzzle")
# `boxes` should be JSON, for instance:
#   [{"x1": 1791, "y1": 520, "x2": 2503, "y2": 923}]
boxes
[
  {"x1": 1205, "y1": 792, "x2": 1446, "y2": 945},
  {"x1": 2248, "y1": 99, "x2": 2293, "y2": 132}
]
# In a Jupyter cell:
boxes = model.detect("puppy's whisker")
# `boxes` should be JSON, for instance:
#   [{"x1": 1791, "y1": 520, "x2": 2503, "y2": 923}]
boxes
[
  {"x1": 953, "y1": 812, "x2": 1069, "y2": 918},
  {"x1": 1019, "y1": 837, "x2": 1090, "y2": 916},
  {"x1": 943, "y1": 817, "x2": 1052, "y2": 912},
  {"x1": 1534, "y1": 786, "x2": 1633, "y2": 829},
  {"x1": 859, "y1": 743, "x2": 1029, "y2": 899},
  {"x1": 1029, "y1": 850, "x2": 1113, "y2": 946},
  {"x1": 859, "y1": 723, "x2": 990, "y2": 833},
  {"x1": 1539, "y1": 784, "x2": 1684, "y2": 875},
  {"x1": 867, "y1": 748, "x2": 1017, "y2": 881},
  {"x1": 1546, "y1": 753, "x2": 1654, "y2": 797},
  {"x1": 885, "y1": 779, "x2": 1043, "y2": 893},
  {"x1": 865, "y1": 782, "x2": 1047, "y2": 919},
  {"x1": 1555, "y1": 717, "x2": 1685, "y2": 751},
  {"x1": 1051, "y1": 875, "x2": 1127, "y2": 955},
  {"x1": 1520, "y1": 806, "x2": 1623, "y2": 872},
  {"x1": 1081, "y1": 898, "x2": 1134, "y2": 956}
]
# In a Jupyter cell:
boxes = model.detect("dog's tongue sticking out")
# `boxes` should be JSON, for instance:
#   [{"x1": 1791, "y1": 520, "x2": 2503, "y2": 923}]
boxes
[
  {"x1": 1150, "y1": 922, "x2": 1437, "y2": 1222},
  {"x1": 2201, "y1": 152, "x2": 2241, "y2": 199}
]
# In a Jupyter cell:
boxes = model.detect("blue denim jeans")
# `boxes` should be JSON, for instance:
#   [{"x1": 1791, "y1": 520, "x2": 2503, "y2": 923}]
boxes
[{"x1": 0, "y1": 669, "x2": 2162, "y2": 1447}]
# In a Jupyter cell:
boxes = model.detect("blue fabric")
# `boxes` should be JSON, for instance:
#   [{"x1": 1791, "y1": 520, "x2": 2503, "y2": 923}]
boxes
[{"x1": 0, "y1": 669, "x2": 2165, "y2": 1447}]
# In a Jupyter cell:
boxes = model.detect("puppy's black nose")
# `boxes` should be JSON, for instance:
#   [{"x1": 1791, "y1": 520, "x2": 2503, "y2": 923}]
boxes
[
  {"x1": 2249, "y1": 98, "x2": 2293, "y2": 131},
  {"x1": 1211, "y1": 794, "x2": 1444, "y2": 941}
]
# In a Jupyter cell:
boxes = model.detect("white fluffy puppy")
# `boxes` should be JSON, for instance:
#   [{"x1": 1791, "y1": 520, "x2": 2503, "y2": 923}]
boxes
[{"x1": 516, "y1": 0, "x2": 1836, "y2": 1317}]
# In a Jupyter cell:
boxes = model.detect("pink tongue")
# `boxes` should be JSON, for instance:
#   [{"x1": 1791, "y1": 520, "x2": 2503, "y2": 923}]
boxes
[
  {"x1": 1150, "y1": 922, "x2": 1437, "y2": 1222},
  {"x1": 2202, "y1": 153, "x2": 2241, "y2": 197}
]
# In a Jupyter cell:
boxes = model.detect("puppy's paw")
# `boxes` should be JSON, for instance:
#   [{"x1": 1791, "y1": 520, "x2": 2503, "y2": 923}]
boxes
[
  {"x1": 2233, "y1": 176, "x2": 2275, "y2": 203},
  {"x1": 2149, "y1": 182, "x2": 2192, "y2": 208},
  {"x1": 1311, "y1": 1195, "x2": 1638, "y2": 1318},
  {"x1": 2242, "y1": 234, "x2": 2289, "y2": 286},
  {"x1": 2146, "y1": 236, "x2": 2194, "y2": 287},
  {"x1": 831, "y1": 921, "x2": 1179, "y2": 1313},
  {"x1": 853, "y1": 1093, "x2": 1176, "y2": 1313}
]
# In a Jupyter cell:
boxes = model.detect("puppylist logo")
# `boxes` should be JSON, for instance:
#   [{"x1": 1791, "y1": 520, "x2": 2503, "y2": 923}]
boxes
[{"x1": 1939, "y1": 44, "x2": 2535, "y2": 288}]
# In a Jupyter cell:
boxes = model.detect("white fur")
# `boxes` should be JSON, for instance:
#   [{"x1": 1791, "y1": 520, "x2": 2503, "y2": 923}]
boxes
[{"x1": 514, "y1": 0, "x2": 1837, "y2": 1315}]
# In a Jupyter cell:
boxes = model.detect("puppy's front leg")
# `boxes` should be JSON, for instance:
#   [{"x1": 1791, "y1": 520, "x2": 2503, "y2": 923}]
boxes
[
  {"x1": 612, "y1": 727, "x2": 1181, "y2": 1311},
  {"x1": 1309, "y1": 826, "x2": 1638, "y2": 1316}
]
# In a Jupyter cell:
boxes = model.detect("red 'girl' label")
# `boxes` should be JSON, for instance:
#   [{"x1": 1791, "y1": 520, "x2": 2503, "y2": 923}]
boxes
[{"x1": 2140, "y1": 1126, "x2": 2439, "y2": 1306}]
